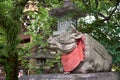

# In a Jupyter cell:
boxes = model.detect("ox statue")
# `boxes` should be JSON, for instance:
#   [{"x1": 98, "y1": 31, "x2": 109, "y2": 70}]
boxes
[{"x1": 47, "y1": 26, "x2": 112, "y2": 73}]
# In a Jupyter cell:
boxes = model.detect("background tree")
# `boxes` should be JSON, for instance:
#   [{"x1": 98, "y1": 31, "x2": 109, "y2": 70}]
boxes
[{"x1": 0, "y1": 0, "x2": 28, "y2": 80}]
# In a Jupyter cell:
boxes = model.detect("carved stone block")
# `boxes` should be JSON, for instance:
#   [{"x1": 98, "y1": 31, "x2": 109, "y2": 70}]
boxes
[{"x1": 19, "y1": 72, "x2": 120, "y2": 80}]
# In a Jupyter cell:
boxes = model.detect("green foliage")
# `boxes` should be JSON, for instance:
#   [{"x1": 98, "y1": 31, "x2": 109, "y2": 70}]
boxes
[
  {"x1": 26, "y1": 7, "x2": 53, "y2": 47},
  {"x1": 46, "y1": 55, "x2": 61, "y2": 73},
  {"x1": 18, "y1": 43, "x2": 32, "y2": 69},
  {"x1": 112, "y1": 63, "x2": 120, "y2": 71},
  {"x1": 21, "y1": 0, "x2": 63, "y2": 73},
  {"x1": 0, "y1": 0, "x2": 28, "y2": 80},
  {"x1": 0, "y1": 27, "x2": 6, "y2": 47}
]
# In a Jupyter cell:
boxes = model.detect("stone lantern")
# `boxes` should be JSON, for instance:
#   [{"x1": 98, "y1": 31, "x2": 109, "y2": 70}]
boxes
[{"x1": 49, "y1": 0, "x2": 86, "y2": 36}]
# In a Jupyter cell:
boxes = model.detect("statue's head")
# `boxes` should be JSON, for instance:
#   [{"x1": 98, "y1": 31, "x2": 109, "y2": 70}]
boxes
[{"x1": 47, "y1": 26, "x2": 82, "y2": 53}]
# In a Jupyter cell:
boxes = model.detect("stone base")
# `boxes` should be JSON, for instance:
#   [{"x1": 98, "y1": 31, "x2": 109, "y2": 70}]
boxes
[{"x1": 19, "y1": 72, "x2": 120, "y2": 80}]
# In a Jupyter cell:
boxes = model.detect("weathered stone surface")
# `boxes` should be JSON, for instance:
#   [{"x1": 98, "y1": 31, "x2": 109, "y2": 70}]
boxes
[
  {"x1": 49, "y1": 0, "x2": 86, "y2": 18},
  {"x1": 48, "y1": 31, "x2": 112, "y2": 73},
  {"x1": 19, "y1": 72, "x2": 120, "y2": 80}
]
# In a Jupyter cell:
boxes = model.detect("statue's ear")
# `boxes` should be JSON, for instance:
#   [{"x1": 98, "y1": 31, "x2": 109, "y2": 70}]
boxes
[{"x1": 71, "y1": 32, "x2": 82, "y2": 39}]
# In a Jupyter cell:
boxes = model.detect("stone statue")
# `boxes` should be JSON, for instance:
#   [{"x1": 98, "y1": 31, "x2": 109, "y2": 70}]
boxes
[{"x1": 47, "y1": 25, "x2": 112, "y2": 73}]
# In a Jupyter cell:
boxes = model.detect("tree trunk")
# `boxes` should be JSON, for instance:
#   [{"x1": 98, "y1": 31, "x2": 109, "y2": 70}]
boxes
[{"x1": 4, "y1": 54, "x2": 18, "y2": 80}]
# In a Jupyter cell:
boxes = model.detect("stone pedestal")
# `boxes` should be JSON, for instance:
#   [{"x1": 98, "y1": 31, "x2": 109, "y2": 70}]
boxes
[{"x1": 19, "y1": 72, "x2": 120, "y2": 80}]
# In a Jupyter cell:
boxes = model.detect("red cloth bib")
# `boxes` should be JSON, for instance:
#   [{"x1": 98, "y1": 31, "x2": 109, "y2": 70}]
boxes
[{"x1": 61, "y1": 36, "x2": 85, "y2": 72}]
